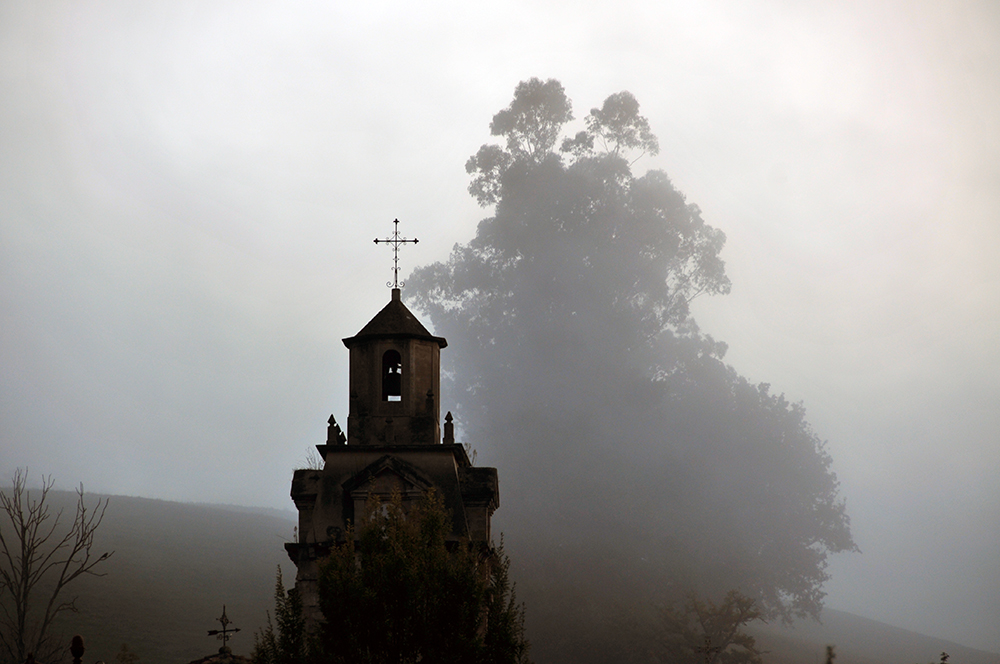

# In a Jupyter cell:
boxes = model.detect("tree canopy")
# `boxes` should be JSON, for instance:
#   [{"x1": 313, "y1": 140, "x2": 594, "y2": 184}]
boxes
[
  {"x1": 656, "y1": 591, "x2": 764, "y2": 664},
  {"x1": 315, "y1": 490, "x2": 529, "y2": 664},
  {"x1": 409, "y1": 78, "x2": 855, "y2": 662}
]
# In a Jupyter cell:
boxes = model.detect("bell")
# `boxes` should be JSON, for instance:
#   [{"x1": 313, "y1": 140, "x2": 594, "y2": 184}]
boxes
[{"x1": 385, "y1": 370, "x2": 401, "y2": 398}]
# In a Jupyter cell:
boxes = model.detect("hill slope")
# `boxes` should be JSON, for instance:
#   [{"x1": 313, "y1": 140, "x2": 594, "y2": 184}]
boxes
[
  {"x1": 27, "y1": 491, "x2": 295, "y2": 664},
  {"x1": 754, "y1": 609, "x2": 1000, "y2": 664},
  {"x1": 13, "y1": 492, "x2": 998, "y2": 664}
]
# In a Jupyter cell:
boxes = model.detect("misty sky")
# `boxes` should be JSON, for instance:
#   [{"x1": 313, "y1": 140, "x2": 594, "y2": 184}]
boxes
[{"x1": 2, "y1": 0, "x2": 998, "y2": 654}]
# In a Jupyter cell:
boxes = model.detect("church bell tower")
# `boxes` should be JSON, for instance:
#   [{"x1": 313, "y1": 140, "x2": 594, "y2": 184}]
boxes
[
  {"x1": 285, "y1": 221, "x2": 500, "y2": 627},
  {"x1": 342, "y1": 287, "x2": 447, "y2": 446}
]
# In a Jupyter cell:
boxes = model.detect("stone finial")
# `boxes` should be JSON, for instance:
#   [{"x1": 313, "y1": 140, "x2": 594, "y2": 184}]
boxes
[
  {"x1": 327, "y1": 415, "x2": 346, "y2": 445},
  {"x1": 443, "y1": 411, "x2": 454, "y2": 445},
  {"x1": 70, "y1": 635, "x2": 85, "y2": 664}
]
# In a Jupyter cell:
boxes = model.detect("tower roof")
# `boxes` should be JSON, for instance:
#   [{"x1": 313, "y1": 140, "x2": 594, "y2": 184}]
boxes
[{"x1": 343, "y1": 288, "x2": 447, "y2": 348}]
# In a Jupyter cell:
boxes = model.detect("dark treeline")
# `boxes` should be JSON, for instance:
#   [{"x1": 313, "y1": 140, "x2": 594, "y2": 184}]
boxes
[{"x1": 409, "y1": 78, "x2": 857, "y2": 663}]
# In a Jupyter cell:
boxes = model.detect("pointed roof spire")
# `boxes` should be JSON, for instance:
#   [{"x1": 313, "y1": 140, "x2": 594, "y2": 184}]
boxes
[{"x1": 343, "y1": 290, "x2": 447, "y2": 348}]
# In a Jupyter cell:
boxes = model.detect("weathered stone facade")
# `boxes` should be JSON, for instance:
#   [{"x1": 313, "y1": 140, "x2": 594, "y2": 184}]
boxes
[{"x1": 285, "y1": 288, "x2": 500, "y2": 626}]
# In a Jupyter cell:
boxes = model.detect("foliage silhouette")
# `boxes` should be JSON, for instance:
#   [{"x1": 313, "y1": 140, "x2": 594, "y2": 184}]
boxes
[
  {"x1": 315, "y1": 490, "x2": 529, "y2": 664},
  {"x1": 116, "y1": 643, "x2": 140, "y2": 664},
  {"x1": 251, "y1": 567, "x2": 305, "y2": 664},
  {"x1": 409, "y1": 78, "x2": 856, "y2": 657},
  {"x1": 656, "y1": 591, "x2": 764, "y2": 664}
]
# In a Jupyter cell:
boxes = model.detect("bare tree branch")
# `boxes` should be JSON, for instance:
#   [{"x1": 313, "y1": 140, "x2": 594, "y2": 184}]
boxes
[{"x1": 0, "y1": 469, "x2": 113, "y2": 664}]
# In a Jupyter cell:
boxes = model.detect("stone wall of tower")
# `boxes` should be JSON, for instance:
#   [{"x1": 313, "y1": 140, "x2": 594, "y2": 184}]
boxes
[{"x1": 345, "y1": 336, "x2": 441, "y2": 445}]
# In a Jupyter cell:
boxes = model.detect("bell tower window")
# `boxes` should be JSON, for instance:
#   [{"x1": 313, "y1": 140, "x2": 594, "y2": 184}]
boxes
[{"x1": 382, "y1": 350, "x2": 402, "y2": 402}]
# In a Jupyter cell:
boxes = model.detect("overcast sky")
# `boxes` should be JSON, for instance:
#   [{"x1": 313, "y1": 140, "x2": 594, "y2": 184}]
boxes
[{"x1": 2, "y1": 0, "x2": 998, "y2": 653}]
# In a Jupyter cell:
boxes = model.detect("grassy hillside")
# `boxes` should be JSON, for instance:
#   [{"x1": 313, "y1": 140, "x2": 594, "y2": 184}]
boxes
[
  {"x1": 22, "y1": 491, "x2": 295, "y2": 664},
  {"x1": 10, "y1": 491, "x2": 998, "y2": 664},
  {"x1": 753, "y1": 609, "x2": 1000, "y2": 664}
]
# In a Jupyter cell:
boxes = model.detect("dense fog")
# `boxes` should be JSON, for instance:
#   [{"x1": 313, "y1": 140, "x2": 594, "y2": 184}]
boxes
[
  {"x1": 1, "y1": 0, "x2": 997, "y2": 655},
  {"x1": 405, "y1": 80, "x2": 858, "y2": 661}
]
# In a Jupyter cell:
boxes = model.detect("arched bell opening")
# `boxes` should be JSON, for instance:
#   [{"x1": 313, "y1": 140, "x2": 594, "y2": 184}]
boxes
[{"x1": 382, "y1": 349, "x2": 402, "y2": 402}]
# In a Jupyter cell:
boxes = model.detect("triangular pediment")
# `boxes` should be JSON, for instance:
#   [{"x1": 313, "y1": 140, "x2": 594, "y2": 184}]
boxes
[{"x1": 341, "y1": 454, "x2": 435, "y2": 499}]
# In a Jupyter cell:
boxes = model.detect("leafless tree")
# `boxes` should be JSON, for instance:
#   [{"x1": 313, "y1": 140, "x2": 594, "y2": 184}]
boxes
[{"x1": 0, "y1": 470, "x2": 112, "y2": 664}]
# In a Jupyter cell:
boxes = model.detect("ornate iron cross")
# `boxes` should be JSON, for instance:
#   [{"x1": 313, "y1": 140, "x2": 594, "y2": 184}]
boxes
[
  {"x1": 374, "y1": 218, "x2": 419, "y2": 289},
  {"x1": 207, "y1": 605, "x2": 240, "y2": 650}
]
